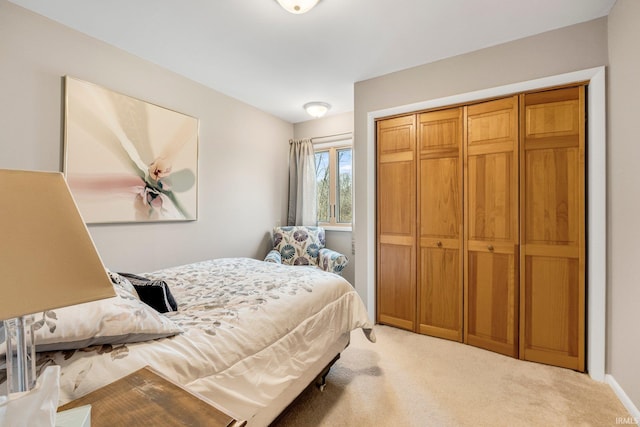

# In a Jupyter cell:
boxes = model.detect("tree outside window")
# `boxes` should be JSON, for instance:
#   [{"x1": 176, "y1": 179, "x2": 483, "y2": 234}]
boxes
[{"x1": 315, "y1": 141, "x2": 352, "y2": 228}]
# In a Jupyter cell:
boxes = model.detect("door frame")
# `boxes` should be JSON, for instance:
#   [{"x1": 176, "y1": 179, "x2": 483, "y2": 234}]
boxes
[{"x1": 365, "y1": 66, "x2": 606, "y2": 381}]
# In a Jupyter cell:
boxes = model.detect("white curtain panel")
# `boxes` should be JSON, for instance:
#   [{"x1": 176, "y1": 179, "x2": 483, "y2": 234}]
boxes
[{"x1": 287, "y1": 139, "x2": 317, "y2": 226}]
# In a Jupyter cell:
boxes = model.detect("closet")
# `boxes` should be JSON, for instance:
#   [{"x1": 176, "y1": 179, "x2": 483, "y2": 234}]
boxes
[{"x1": 375, "y1": 85, "x2": 586, "y2": 371}]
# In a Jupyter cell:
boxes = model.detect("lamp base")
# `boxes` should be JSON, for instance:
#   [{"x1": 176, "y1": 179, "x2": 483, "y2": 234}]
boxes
[{"x1": 4, "y1": 315, "x2": 36, "y2": 394}]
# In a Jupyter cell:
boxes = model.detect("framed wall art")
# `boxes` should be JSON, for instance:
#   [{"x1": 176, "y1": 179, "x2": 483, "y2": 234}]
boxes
[{"x1": 63, "y1": 76, "x2": 198, "y2": 223}]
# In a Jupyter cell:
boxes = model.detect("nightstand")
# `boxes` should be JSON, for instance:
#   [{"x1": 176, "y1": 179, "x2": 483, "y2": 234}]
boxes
[{"x1": 57, "y1": 366, "x2": 245, "y2": 427}]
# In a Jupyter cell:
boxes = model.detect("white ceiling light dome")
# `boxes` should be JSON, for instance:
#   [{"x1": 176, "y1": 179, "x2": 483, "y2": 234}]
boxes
[
  {"x1": 276, "y1": 0, "x2": 320, "y2": 14},
  {"x1": 304, "y1": 102, "x2": 331, "y2": 118}
]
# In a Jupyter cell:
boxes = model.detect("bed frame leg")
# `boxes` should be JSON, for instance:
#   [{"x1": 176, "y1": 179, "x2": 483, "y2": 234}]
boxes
[
  {"x1": 316, "y1": 373, "x2": 328, "y2": 392},
  {"x1": 315, "y1": 353, "x2": 340, "y2": 392}
]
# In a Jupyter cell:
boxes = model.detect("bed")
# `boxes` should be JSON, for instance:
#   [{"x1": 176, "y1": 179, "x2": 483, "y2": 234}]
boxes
[{"x1": 14, "y1": 257, "x2": 374, "y2": 426}]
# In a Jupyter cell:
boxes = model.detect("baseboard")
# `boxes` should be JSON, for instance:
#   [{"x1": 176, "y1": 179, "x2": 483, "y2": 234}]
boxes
[{"x1": 606, "y1": 374, "x2": 640, "y2": 423}]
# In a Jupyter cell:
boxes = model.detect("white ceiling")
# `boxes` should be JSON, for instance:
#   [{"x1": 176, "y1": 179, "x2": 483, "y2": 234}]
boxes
[{"x1": 10, "y1": 0, "x2": 616, "y2": 123}]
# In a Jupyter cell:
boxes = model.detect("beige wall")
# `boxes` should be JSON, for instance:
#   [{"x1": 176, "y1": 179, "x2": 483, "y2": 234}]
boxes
[
  {"x1": 607, "y1": 0, "x2": 640, "y2": 412},
  {"x1": 294, "y1": 112, "x2": 354, "y2": 285},
  {"x1": 0, "y1": 1, "x2": 292, "y2": 273}
]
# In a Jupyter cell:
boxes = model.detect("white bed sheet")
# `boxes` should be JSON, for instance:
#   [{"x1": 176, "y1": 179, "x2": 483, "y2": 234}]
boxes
[{"x1": 36, "y1": 258, "x2": 374, "y2": 424}]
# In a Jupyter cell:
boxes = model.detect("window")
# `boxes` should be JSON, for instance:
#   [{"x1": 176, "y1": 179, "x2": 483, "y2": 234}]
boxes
[{"x1": 314, "y1": 139, "x2": 352, "y2": 229}]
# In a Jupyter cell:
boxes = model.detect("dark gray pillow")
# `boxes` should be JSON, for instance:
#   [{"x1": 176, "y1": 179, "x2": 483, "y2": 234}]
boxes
[{"x1": 117, "y1": 272, "x2": 178, "y2": 313}]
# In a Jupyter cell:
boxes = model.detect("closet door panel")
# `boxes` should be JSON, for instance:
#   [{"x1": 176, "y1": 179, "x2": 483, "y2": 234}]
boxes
[
  {"x1": 466, "y1": 249, "x2": 518, "y2": 356},
  {"x1": 418, "y1": 246, "x2": 460, "y2": 339},
  {"x1": 464, "y1": 96, "x2": 519, "y2": 358},
  {"x1": 377, "y1": 115, "x2": 417, "y2": 331},
  {"x1": 378, "y1": 242, "x2": 416, "y2": 330},
  {"x1": 520, "y1": 86, "x2": 585, "y2": 371},
  {"x1": 419, "y1": 108, "x2": 461, "y2": 152},
  {"x1": 467, "y1": 96, "x2": 518, "y2": 155},
  {"x1": 420, "y1": 157, "x2": 460, "y2": 238},
  {"x1": 466, "y1": 152, "x2": 515, "y2": 242},
  {"x1": 523, "y1": 256, "x2": 580, "y2": 368},
  {"x1": 378, "y1": 161, "x2": 415, "y2": 236},
  {"x1": 378, "y1": 116, "x2": 415, "y2": 153},
  {"x1": 524, "y1": 148, "x2": 580, "y2": 245},
  {"x1": 417, "y1": 108, "x2": 463, "y2": 341}
]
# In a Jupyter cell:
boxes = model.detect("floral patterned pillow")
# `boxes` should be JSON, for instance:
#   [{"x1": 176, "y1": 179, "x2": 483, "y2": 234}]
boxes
[
  {"x1": 11, "y1": 272, "x2": 182, "y2": 353},
  {"x1": 272, "y1": 226, "x2": 325, "y2": 267}
]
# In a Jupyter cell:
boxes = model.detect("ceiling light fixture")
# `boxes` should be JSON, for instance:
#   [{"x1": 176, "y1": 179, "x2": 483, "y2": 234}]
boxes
[
  {"x1": 276, "y1": 0, "x2": 320, "y2": 14},
  {"x1": 304, "y1": 102, "x2": 331, "y2": 118}
]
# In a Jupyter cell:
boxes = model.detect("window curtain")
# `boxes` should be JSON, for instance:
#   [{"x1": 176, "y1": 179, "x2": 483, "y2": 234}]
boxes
[{"x1": 287, "y1": 138, "x2": 317, "y2": 226}]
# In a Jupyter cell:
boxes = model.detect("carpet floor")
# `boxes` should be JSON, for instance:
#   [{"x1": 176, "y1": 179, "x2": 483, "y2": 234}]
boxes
[{"x1": 272, "y1": 325, "x2": 629, "y2": 427}]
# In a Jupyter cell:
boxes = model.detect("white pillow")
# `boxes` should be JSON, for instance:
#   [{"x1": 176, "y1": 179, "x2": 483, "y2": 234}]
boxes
[{"x1": 1, "y1": 273, "x2": 182, "y2": 353}]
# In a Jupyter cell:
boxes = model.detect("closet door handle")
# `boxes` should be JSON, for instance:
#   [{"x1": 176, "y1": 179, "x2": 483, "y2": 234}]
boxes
[
  {"x1": 436, "y1": 241, "x2": 442, "y2": 248},
  {"x1": 487, "y1": 245, "x2": 494, "y2": 252}
]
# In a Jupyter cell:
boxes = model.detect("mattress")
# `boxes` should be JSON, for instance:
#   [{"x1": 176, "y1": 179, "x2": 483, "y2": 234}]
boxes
[{"x1": 35, "y1": 257, "x2": 375, "y2": 424}]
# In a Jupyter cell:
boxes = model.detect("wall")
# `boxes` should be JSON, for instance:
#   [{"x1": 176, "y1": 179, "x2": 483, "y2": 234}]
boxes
[
  {"x1": 0, "y1": 1, "x2": 292, "y2": 272},
  {"x1": 294, "y1": 112, "x2": 354, "y2": 285},
  {"x1": 607, "y1": 0, "x2": 640, "y2": 415}
]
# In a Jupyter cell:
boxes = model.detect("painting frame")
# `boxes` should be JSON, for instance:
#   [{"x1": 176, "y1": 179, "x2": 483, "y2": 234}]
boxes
[{"x1": 63, "y1": 76, "x2": 199, "y2": 224}]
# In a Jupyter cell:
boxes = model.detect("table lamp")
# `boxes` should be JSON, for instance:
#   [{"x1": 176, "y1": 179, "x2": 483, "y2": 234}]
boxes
[{"x1": 0, "y1": 169, "x2": 115, "y2": 394}]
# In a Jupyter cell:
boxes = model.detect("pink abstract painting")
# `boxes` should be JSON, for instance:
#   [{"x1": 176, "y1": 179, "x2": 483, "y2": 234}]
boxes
[{"x1": 64, "y1": 77, "x2": 198, "y2": 223}]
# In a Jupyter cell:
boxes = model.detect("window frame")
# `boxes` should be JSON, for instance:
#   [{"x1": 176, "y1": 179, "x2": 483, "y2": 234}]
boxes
[{"x1": 314, "y1": 137, "x2": 353, "y2": 231}]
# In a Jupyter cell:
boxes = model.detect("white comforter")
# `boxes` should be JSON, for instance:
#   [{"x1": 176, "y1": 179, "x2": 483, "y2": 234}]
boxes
[{"x1": 40, "y1": 258, "x2": 374, "y2": 423}]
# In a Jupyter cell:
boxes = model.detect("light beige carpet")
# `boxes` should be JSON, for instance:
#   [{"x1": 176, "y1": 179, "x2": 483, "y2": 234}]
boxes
[{"x1": 273, "y1": 325, "x2": 629, "y2": 427}]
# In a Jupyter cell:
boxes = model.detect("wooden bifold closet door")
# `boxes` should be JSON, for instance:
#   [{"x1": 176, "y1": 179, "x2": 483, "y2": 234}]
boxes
[
  {"x1": 464, "y1": 96, "x2": 520, "y2": 358},
  {"x1": 417, "y1": 108, "x2": 464, "y2": 341},
  {"x1": 519, "y1": 86, "x2": 586, "y2": 371},
  {"x1": 376, "y1": 115, "x2": 417, "y2": 331}
]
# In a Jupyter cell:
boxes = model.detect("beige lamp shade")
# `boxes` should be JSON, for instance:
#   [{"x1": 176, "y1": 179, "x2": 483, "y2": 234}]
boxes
[{"x1": 0, "y1": 169, "x2": 115, "y2": 320}]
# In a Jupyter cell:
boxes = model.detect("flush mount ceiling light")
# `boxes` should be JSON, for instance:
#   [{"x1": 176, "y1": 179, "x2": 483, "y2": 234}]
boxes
[
  {"x1": 304, "y1": 102, "x2": 331, "y2": 118},
  {"x1": 276, "y1": 0, "x2": 320, "y2": 14}
]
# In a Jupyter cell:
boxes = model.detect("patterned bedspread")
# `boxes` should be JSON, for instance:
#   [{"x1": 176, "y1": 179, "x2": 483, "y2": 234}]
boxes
[{"x1": 35, "y1": 258, "x2": 374, "y2": 423}]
